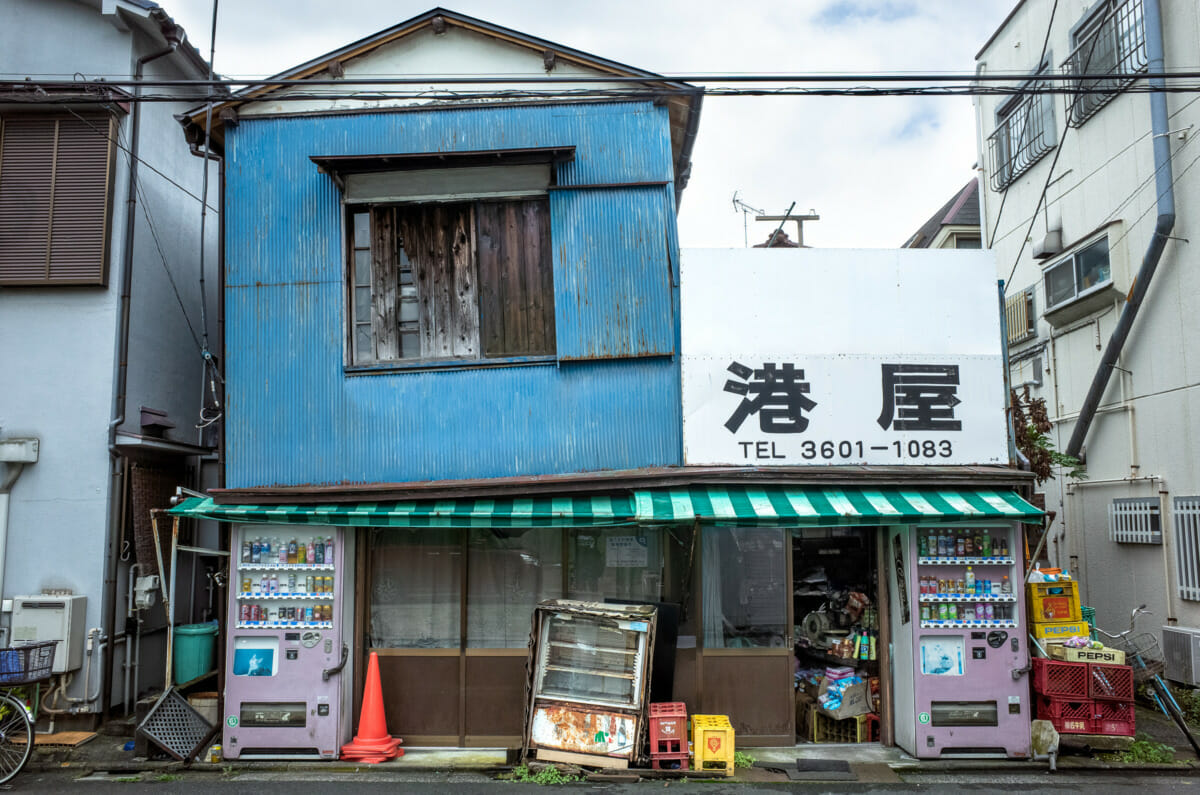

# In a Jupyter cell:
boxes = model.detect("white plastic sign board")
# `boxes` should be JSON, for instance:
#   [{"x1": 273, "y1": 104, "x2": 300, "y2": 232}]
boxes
[{"x1": 681, "y1": 249, "x2": 1008, "y2": 466}]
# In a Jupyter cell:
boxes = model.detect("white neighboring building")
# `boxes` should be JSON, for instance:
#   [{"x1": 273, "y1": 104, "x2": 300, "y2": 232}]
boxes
[{"x1": 975, "y1": 0, "x2": 1200, "y2": 636}]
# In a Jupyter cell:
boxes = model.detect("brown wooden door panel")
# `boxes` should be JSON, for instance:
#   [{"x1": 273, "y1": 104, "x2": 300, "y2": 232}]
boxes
[{"x1": 701, "y1": 653, "x2": 794, "y2": 744}]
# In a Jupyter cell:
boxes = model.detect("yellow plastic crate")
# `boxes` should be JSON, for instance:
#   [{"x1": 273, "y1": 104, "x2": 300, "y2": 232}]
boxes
[
  {"x1": 1031, "y1": 619, "x2": 1090, "y2": 642},
  {"x1": 807, "y1": 708, "x2": 872, "y2": 743},
  {"x1": 690, "y1": 714, "x2": 735, "y2": 776},
  {"x1": 1028, "y1": 581, "x2": 1081, "y2": 623}
]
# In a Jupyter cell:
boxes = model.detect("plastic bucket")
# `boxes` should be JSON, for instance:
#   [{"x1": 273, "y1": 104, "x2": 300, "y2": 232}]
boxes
[{"x1": 173, "y1": 622, "x2": 218, "y2": 685}]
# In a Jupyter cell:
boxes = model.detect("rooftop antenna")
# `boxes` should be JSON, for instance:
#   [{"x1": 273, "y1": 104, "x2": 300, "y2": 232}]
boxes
[{"x1": 732, "y1": 191, "x2": 765, "y2": 248}]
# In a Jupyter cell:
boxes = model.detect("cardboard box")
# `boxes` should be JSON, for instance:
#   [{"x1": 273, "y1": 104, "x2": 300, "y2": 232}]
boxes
[
  {"x1": 1031, "y1": 620, "x2": 1091, "y2": 643},
  {"x1": 1048, "y1": 645, "x2": 1126, "y2": 665},
  {"x1": 817, "y1": 678, "x2": 870, "y2": 720}
]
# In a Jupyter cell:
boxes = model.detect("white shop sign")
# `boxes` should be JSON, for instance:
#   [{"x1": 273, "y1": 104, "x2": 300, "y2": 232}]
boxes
[{"x1": 681, "y1": 248, "x2": 1008, "y2": 467}]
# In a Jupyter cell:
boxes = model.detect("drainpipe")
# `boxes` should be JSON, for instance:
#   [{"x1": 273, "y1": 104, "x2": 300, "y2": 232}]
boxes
[
  {"x1": 102, "y1": 25, "x2": 181, "y2": 722},
  {"x1": 1065, "y1": 0, "x2": 1175, "y2": 460}
]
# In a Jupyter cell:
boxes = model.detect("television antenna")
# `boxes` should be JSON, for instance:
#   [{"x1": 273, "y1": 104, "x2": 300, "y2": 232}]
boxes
[{"x1": 732, "y1": 191, "x2": 765, "y2": 248}]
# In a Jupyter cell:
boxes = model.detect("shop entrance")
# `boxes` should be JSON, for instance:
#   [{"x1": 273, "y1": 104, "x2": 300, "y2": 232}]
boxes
[{"x1": 792, "y1": 526, "x2": 884, "y2": 744}]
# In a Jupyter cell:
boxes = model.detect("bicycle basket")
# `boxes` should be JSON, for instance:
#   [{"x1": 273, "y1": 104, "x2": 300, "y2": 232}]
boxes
[
  {"x1": 0, "y1": 641, "x2": 57, "y2": 685},
  {"x1": 1109, "y1": 632, "x2": 1165, "y2": 682}
]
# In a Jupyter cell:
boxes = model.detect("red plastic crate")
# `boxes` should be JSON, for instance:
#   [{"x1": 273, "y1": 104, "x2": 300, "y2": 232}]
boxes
[
  {"x1": 1088, "y1": 663, "x2": 1134, "y2": 702},
  {"x1": 1033, "y1": 657, "x2": 1089, "y2": 699},
  {"x1": 1094, "y1": 700, "x2": 1136, "y2": 736},
  {"x1": 649, "y1": 702, "x2": 688, "y2": 755},
  {"x1": 1035, "y1": 696, "x2": 1098, "y2": 734}
]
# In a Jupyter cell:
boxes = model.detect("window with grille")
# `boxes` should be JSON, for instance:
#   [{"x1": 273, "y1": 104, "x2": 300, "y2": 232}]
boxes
[
  {"x1": 1109, "y1": 497, "x2": 1161, "y2": 544},
  {"x1": 1063, "y1": 0, "x2": 1147, "y2": 127},
  {"x1": 1174, "y1": 497, "x2": 1200, "y2": 601},
  {"x1": 987, "y1": 69, "x2": 1056, "y2": 191},
  {"x1": 0, "y1": 113, "x2": 117, "y2": 286},
  {"x1": 1005, "y1": 287, "x2": 1037, "y2": 344}
]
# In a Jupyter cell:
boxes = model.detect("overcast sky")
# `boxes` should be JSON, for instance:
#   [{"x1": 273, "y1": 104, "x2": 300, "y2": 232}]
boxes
[{"x1": 164, "y1": 0, "x2": 1017, "y2": 248}]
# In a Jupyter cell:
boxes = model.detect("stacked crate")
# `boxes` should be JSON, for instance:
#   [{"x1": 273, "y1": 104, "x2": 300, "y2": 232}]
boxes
[
  {"x1": 690, "y1": 714, "x2": 735, "y2": 776},
  {"x1": 1028, "y1": 581, "x2": 1090, "y2": 644},
  {"x1": 1032, "y1": 657, "x2": 1136, "y2": 736},
  {"x1": 648, "y1": 702, "x2": 689, "y2": 770}
]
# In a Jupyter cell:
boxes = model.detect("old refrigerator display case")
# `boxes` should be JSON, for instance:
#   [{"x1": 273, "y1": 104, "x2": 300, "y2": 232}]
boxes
[
  {"x1": 524, "y1": 600, "x2": 657, "y2": 768},
  {"x1": 889, "y1": 523, "x2": 1031, "y2": 759},
  {"x1": 223, "y1": 525, "x2": 355, "y2": 759}
]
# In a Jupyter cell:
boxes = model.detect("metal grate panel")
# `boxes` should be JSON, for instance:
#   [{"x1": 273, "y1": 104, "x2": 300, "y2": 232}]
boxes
[
  {"x1": 1109, "y1": 497, "x2": 1160, "y2": 544},
  {"x1": 1063, "y1": 0, "x2": 1147, "y2": 127},
  {"x1": 987, "y1": 89, "x2": 1055, "y2": 191},
  {"x1": 1174, "y1": 497, "x2": 1200, "y2": 601},
  {"x1": 137, "y1": 689, "x2": 216, "y2": 761},
  {"x1": 1005, "y1": 288, "x2": 1036, "y2": 344}
]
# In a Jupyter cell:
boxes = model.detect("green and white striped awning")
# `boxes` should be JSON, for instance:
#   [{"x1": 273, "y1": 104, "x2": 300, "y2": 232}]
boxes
[
  {"x1": 168, "y1": 495, "x2": 637, "y2": 528},
  {"x1": 170, "y1": 487, "x2": 1040, "y2": 528},
  {"x1": 633, "y1": 487, "x2": 1042, "y2": 525}
]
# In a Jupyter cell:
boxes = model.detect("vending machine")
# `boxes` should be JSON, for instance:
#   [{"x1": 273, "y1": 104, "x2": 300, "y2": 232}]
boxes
[
  {"x1": 223, "y1": 525, "x2": 355, "y2": 759},
  {"x1": 887, "y1": 522, "x2": 1030, "y2": 759}
]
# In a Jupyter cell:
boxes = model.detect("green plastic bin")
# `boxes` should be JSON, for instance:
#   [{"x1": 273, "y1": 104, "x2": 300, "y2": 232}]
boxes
[{"x1": 173, "y1": 622, "x2": 218, "y2": 685}]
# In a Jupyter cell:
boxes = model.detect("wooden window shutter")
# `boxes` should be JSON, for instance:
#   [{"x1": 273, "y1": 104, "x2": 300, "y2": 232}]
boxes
[{"x1": 0, "y1": 114, "x2": 116, "y2": 286}]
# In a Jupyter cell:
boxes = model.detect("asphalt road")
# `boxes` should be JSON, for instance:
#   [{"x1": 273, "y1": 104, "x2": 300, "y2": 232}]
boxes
[{"x1": 9, "y1": 767, "x2": 1197, "y2": 793}]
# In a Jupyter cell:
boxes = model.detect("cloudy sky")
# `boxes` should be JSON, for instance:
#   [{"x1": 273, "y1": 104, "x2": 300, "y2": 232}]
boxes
[{"x1": 164, "y1": 0, "x2": 1016, "y2": 248}]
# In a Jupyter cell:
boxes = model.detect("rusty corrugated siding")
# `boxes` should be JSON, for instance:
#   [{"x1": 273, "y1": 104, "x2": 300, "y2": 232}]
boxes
[{"x1": 223, "y1": 102, "x2": 682, "y2": 488}]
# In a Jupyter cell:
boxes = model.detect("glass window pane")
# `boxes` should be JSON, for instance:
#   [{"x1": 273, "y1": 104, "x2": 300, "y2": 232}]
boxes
[
  {"x1": 1044, "y1": 261, "x2": 1076, "y2": 308},
  {"x1": 400, "y1": 332, "x2": 420, "y2": 359},
  {"x1": 467, "y1": 528, "x2": 562, "y2": 648},
  {"x1": 369, "y1": 528, "x2": 461, "y2": 648},
  {"x1": 355, "y1": 287, "x2": 372, "y2": 323},
  {"x1": 702, "y1": 526, "x2": 787, "y2": 649},
  {"x1": 353, "y1": 213, "x2": 370, "y2": 248},
  {"x1": 1075, "y1": 238, "x2": 1110, "y2": 292},
  {"x1": 354, "y1": 325, "x2": 372, "y2": 363},
  {"x1": 400, "y1": 298, "x2": 418, "y2": 323},
  {"x1": 354, "y1": 250, "x2": 371, "y2": 285},
  {"x1": 568, "y1": 528, "x2": 665, "y2": 605}
]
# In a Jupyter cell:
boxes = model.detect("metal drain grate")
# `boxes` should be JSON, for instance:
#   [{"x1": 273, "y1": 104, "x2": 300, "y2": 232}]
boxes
[{"x1": 137, "y1": 688, "x2": 216, "y2": 762}]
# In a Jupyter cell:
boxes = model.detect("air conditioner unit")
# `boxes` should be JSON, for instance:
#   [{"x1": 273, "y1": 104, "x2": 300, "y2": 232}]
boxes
[
  {"x1": 10, "y1": 595, "x2": 87, "y2": 674},
  {"x1": 1162, "y1": 625, "x2": 1200, "y2": 686}
]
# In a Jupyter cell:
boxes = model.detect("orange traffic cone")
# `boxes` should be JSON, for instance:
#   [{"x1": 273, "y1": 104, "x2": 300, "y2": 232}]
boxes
[{"x1": 340, "y1": 651, "x2": 404, "y2": 763}]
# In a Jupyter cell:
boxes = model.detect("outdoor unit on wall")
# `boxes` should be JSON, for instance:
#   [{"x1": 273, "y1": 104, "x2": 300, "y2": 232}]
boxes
[
  {"x1": 1162, "y1": 626, "x2": 1200, "y2": 687},
  {"x1": 10, "y1": 595, "x2": 87, "y2": 674}
]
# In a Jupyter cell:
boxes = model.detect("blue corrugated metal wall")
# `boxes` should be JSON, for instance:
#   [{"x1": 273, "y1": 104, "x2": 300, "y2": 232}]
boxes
[{"x1": 224, "y1": 101, "x2": 682, "y2": 487}]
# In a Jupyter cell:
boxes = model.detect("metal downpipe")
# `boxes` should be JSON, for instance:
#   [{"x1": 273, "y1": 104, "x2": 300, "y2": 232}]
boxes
[
  {"x1": 102, "y1": 29, "x2": 180, "y2": 722},
  {"x1": 1065, "y1": 0, "x2": 1175, "y2": 459}
]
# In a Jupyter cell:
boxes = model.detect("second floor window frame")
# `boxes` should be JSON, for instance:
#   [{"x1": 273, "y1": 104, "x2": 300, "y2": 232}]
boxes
[
  {"x1": 987, "y1": 59, "x2": 1056, "y2": 192},
  {"x1": 1063, "y1": 0, "x2": 1147, "y2": 128}
]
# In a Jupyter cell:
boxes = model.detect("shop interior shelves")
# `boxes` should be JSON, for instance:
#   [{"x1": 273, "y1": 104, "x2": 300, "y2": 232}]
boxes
[
  {"x1": 237, "y1": 620, "x2": 333, "y2": 629},
  {"x1": 920, "y1": 619, "x2": 1017, "y2": 629},
  {"x1": 918, "y1": 557, "x2": 1014, "y2": 566},
  {"x1": 919, "y1": 594, "x2": 1016, "y2": 603},
  {"x1": 795, "y1": 645, "x2": 880, "y2": 670},
  {"x1": 237, "y1": 592, "x2": 335, "y2": 600},
  {"x1": 238, "y1": 563, "x2": 335, "y2": 571}
]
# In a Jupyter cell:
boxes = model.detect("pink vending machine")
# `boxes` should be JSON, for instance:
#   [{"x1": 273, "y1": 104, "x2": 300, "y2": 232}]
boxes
[
  {"x1": 888, "y1": 523, "x2": 1030, "y2": 759},
  {"x1": 223, "y1": 525, "x2": 355, "y2": 759}
]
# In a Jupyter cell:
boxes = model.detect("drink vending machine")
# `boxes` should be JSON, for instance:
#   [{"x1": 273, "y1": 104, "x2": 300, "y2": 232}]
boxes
[
  {"x1": 888, "y1": 523, "x2": 1031, "y2": 759},
  {"x1": 223, "y1": 525, "x2": 355, "y2": 759}
]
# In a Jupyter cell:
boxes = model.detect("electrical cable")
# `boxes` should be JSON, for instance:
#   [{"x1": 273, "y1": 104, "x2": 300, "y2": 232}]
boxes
[{"x1": 987, "y1": 0, "x2": 1060, "y2": 249}]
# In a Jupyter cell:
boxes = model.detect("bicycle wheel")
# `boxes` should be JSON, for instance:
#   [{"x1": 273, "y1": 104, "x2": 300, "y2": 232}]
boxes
[{"x1": 0, "y1": 692, "x2": 34, "y2": 785}]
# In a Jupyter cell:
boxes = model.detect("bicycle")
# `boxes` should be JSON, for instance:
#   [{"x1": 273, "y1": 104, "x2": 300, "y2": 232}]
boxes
[
  {"x1": 0, "y1": 641, "x2": 56, "y2": 785},
  {"x1": 1094, "y1": 605, "x2": 1200, "y2": 758}
]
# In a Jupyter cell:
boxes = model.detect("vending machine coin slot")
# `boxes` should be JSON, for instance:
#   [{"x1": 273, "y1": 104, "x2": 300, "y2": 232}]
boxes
[
  {"x1": 318, "y1": 704, "x2": 330, "y2": 716},
  {"x1": 972, "y1": 648, "x2": 986, "y2": 660},
  {"x1": 286, "y1": 649, "x2": 298, "y2": 661}
]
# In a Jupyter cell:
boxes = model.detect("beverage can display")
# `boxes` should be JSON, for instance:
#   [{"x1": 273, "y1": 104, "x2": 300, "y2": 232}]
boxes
[
  {"x1": 306, "y1": 575, "x2": 316, "y2": 594},
  {"x1": 938, "y1": 603, "x2": 948, "y2": 620},
  {"x1": 269, "y1": 575, "x2": 278, "y2": 594},
  {"x1": 307, "y1": 542, "x2": 315, "y2": 564},
  {"x1": 241, "y1": 542, "x2": 252, "y2": 563},
  {"x1": 241, "y1": 577, "x2": 252, "y2": 594},
  {"x1": 305, "y1": 606, "x2": 314, "y2": 622},
  {"x1": 239, "y1": 604, "x2": 250, "y2": 622},
  {"x1": 325, "y1": 537, "x2": 335, "y2": 565},
  {"x1": 920, "y1": 605, "x2": 930, "y2": 621},
  {"x1": 325, "y1": 576, "x2": 333, "y2": 593},
  {"x1": 315, "y1": 541, "x2": 324, "y2": 565},
  {"x1": 288, "y1": 538, "x2": 298, "y2": 564}
]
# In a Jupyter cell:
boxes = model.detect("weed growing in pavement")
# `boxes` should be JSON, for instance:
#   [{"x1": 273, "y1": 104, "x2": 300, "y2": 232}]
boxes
[
  {"x1": 1100, "y1": 734, "x2": 1177, "y2": 765},
  {"x1": 734, "y1": 750, "x2": 757, "y2": 769},
  {"x1": 154, "y1": 773, "x2": 182, "y2": 782},
  {"x1": 503, "y1": 764, "x2": 583, "y2": 784}
]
